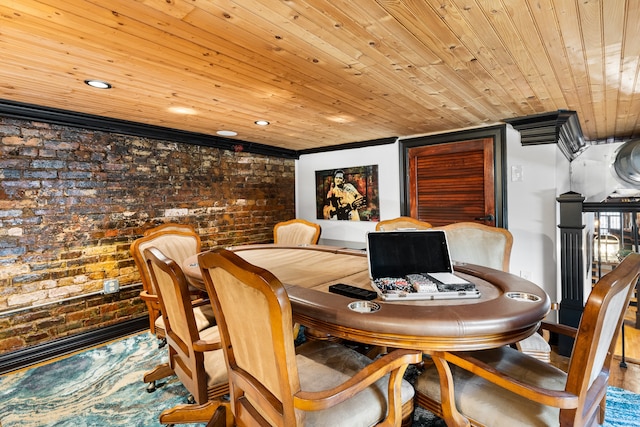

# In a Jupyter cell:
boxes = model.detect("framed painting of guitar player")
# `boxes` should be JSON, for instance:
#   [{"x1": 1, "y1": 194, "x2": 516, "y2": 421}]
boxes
[{"x1": 315, "y1": 165, "x2": 379, "y2": 222}]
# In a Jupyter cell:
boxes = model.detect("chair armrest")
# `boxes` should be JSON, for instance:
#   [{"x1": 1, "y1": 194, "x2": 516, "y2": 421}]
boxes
[
  {"x1": 191, "y1": 297, "x2": 211, "y2": 307},
  {"x1": 140, "y1": 290, "x2": 159, "y2": 304},
  {"x1": 444, "y1": 351, "x2": 579, "y2": 409},
  {"x1": 193, "y1": 339, "x2": 222, "y2": 352},
  {"x1": 293, "y1": 348, "x2": 422, "y2": 411},
  {"x1": 188, "y1": 286, "x2": 208, "y2": 298},
  {"x1": 540, "y1": 321, "x2": 577, "y2": 339}
]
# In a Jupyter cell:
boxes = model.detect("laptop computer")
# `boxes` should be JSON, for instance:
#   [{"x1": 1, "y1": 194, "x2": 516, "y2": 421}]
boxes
[{"x1": 366, "y1": 229, "x2": 480, "y2": 300}]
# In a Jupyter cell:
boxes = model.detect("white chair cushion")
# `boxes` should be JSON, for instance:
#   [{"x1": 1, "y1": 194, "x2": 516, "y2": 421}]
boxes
[
  {"x1": 415, "y1": 346, "x2": 567, "y2": 427},
  {"x1": 154, "y1": 316, "x2": 166, "y2": 336},
  {"x1": 153, "y1": 303, "x2": 216, "y2": 334},
  {"x1": 276, "y1": 223, "x2": 318, "y2": 245},
  {"x1": 193, "y1": 303, "x2": 216, "y2": 330},
  {"x1": 516, "y1": 333, "x2": 551, "y2": 363},
  {"x1": 444, "y1": 227, "x2": 507, "y2": 270},
  {"x1": 295, "y1": 341, "x2": 415, "y2": 427},
  {"x1": 199, "y1": 325, "x2": 227, "y2": 387}
]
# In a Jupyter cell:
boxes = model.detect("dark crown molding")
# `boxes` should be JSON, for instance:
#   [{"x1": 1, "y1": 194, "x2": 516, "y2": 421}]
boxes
[
  {"x1": 0, "y1": 99, "x2": 405, "y2": 157},
  {"x1": 297, "y1": 136, "x2": 397, "y2": 155},
  {"x1": 0, "y1": 99, "x2": 299, "y2": 159},
  {"x1": 503, "y1": 110, "x2": 586, "y2": 161}
]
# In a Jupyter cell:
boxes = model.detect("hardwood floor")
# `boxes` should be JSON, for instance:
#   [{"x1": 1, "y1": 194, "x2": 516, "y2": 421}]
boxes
[{"x1": 610, "y1": 306, "x2": 640, "y2": 393}]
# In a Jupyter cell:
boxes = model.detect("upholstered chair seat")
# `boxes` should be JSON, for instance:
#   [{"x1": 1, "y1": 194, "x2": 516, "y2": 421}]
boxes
[
  {"x1": 295, "y1": 340, "x2": 416, "y2": 426},
  {"x1": 131, "y1": 224, "x2": 215, "y2": 340},
  {"x1": 154, "y1": 303, "x2": 216, "y2": 336},
  {"x1": 197, "y1": 325, "x2": 228, "y2": 390},
  {"x1": 142, "y1": 247, "x2": 229, "y2": 425},
  {"x1": 416, "y1": 346, "x2": 565, "y2": 426},
  {"x1": 414, "y1": 253, "x2": 640, "y2": 427},
  {"x1": 198, "y1": 248, "x2": 422, "y2": 427},
  {"x1": 273, "y1": 218, "x2": 321, "y2": 245},
  {"x1": 434, "y1": 221, "x2": 551, "y2": 362},
  {"x1": 434, "y1": 222, "x2": 512, "y2": 271}
]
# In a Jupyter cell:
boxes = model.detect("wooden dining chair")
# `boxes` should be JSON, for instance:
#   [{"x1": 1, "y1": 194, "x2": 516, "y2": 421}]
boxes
[
  {"x1": 139, "y1": 223, "x2": 197, "y2": 337},
  {"x1": 433, "y1": 222, "x2": 512, "y2": 271},
  {"x1": 198, "y1": 248, "x2": 422, "y2": 427},
  {"x1": 130, "y1": 226, "x2": 215, "y2": 342},
  {"x1": 414, "y1": 252, "x2": 640, "y2": 427},
  {"x1": 143, "y1": 247, "x2": 230, "y2": 425},
  {"x1": 273, "y1": 218, "x2": 321, "y2": 245},
  {"x1": 375, "y1": 216, "x2": 432, "y2": 231},
  {"x1": 434, "y1": 221, "x2": 552, "y2": 361}
]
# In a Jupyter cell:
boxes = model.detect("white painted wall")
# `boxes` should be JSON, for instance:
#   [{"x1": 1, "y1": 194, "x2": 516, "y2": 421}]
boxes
[
  {"x1": 504, "y1": 125, "x2": 570, "y2": 304},
  {"x1": 296, "y1": 142, "x2": 401, "y2": 248},
  {"x1": 295, "y1": 126, "x2": 569, "y2": 301}
]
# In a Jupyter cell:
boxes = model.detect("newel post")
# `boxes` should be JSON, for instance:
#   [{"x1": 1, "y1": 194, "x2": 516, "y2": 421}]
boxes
[{"x1": 557, "y1": 191, "x2": 586, "y2": 356}]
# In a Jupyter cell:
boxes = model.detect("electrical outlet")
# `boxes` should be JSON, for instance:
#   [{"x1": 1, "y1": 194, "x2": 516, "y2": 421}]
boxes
[
  {"x1": 511, "y1": 165, "x2": 523, "y2": 182},
  {"x1": 104, "y1": 278, "x2": 119, "y2": 294}
]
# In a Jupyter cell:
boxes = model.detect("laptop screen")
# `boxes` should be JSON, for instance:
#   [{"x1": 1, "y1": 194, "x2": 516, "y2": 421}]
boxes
[{"x1": 367, "y1": 230, "x2": 453, "y2": 278}]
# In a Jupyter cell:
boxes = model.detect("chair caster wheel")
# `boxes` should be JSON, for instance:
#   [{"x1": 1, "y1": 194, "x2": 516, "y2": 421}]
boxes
[
  {"x1": 146, "y1": 381, "x2": 157, "y2": 393},
  {"x1": 158, "y1": 338, "x2": 167, "y2": 349},
  {"x1": 187, "y1": 395, "x2": 195, "y2": 404}
]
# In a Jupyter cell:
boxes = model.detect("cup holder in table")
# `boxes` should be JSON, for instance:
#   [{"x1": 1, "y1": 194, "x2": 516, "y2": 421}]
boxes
[
  {"x1": 506, "y1": 292, "x2": 542, "y2": 302},
  {"x1": 348, "y1": 301, "x2": 381, "y2": 313}
]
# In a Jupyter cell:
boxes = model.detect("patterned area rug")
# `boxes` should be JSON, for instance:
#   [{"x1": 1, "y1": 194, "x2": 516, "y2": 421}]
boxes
[
  {"x1": 0, "y1": 332, "x2": 637, "y2": 426},
  {"x1": 0, "y1": 333, "x2": 199, "y2": 427}
]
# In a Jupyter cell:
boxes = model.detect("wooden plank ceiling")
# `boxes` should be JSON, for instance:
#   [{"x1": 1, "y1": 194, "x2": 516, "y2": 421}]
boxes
[{"x1": 1, "y1": 0, "x2": 639, "y2": 151}]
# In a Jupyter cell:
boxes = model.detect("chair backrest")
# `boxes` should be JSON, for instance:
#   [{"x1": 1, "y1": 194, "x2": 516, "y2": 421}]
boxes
[
  {"x1": 144, "y1": 246, "x2": 210, "y2": 403},
  {"x1": 563, "y1": 252, "x2": 640, "y2": 423},
  {"x1": 273, "y1": 219, "x2": 321, "y2": 245},
  {"x1": 131, "y1": 229, "x2": 201, "y2": 296},
  {"x1": 375, "y1": 216, "x2": 432, "y2": 231},
  {"x1": 143, "y1": 222, "x2": 196, "y2": 236},
  {"x1": 199, "y1": 248, "x2": 302, "y2": 426},
  {"x1": 434, "y1": 222, "x2": 512, "y2": 271}
]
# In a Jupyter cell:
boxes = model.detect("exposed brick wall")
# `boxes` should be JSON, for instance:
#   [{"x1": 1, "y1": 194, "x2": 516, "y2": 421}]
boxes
[
  {"x1": 0, "y1": 288, "x2": 145, "y2": 352},
  {"x1": 0, "y1": 116, "x2": 295, "y2": 354}
]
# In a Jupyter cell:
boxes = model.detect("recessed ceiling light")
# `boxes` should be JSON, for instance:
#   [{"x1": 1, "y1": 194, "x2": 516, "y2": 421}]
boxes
[
  {"x1": 217, "y1": 130, "x2": 238, "y2": 137},
  {"x1": 84, "y1": 79, "x2": 112, "y2": 89},
  {"x1": 327, "y1": 115, "x2": 354, "y2": 123},
  {"x1": 168, "y1": 106, "x2": 197, "y2": 115},
  {"x1": 254, "y1": 120, "x2": 270, "y2": 126}
]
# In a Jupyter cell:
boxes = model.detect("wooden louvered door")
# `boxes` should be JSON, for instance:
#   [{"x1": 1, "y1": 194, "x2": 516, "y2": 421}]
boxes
[{"x1": 408, "y1": 138, "x2": 495, "y2": 227}]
